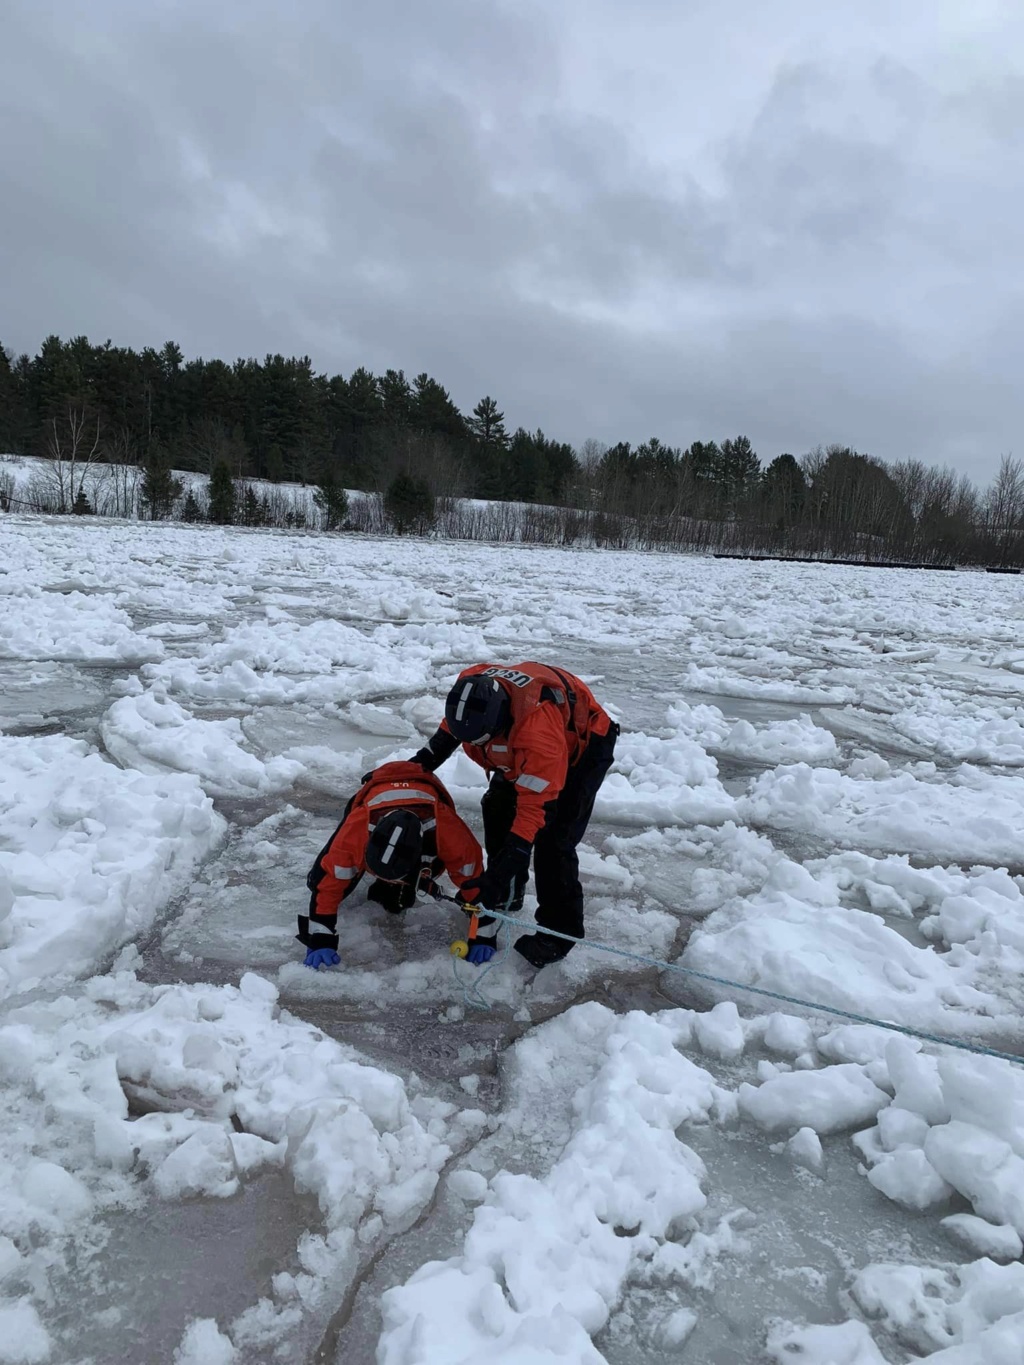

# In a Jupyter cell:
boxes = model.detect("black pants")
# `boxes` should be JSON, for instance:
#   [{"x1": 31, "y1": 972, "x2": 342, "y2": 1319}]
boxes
[{"x1": 481, "y1": 724, "x2": 619, "y2": 941}]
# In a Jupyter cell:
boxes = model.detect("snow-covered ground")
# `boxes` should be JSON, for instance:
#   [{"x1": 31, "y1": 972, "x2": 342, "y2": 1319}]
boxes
[{"x1": 1, "y1": 513, "x2": 1023, "y2": 1365}]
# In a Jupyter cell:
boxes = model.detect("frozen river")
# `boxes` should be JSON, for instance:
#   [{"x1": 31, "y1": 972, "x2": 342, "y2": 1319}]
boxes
[{"x1": 1, "y1": 516, "x2": 1024, "y2": 1364}]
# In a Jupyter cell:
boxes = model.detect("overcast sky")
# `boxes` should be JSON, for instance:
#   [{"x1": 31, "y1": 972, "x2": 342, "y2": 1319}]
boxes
[{"x1": 3, "y1": 0, "x2": 1024, "y2": 480}]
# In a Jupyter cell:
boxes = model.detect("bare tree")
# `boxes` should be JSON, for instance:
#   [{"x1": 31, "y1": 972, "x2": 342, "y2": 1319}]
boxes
[
  {"x1": 97, "y1": 422, "x2": 143, "y2": 517},
  {"x1": 39, "y1": 405, "x2": 102, "y2": 513},
  {"x1": 985, "y1": 454, "x2": 1024, "y2": 530}
]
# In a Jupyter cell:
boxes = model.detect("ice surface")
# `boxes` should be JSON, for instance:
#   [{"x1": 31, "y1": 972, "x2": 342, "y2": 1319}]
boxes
[{"x1": 2, "y1": 515, "x2": 1024, "y2": 1363}]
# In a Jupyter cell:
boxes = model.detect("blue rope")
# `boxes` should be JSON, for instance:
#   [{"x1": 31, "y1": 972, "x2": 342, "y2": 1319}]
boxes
[
  {"x1": 464, "y1": 907, "x2": 1024, "y2": 1068},
  {"x1": 450, "y1": 925, "x2": 512, "y2": 1012}
]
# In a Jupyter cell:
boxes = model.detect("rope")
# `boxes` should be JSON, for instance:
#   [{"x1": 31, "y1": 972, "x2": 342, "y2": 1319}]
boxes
[
  {"x1": 462, "y1": 906, "x2": 1024, "y2": 1068},
  {"x1": 450, "y1": 926, "x2": 513, "y2": 1012}
]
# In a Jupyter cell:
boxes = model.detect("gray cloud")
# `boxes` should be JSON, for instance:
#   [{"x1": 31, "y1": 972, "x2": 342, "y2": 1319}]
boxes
[{"x1": 2, "y1": 0, "x2": 1023, "y2": 481}]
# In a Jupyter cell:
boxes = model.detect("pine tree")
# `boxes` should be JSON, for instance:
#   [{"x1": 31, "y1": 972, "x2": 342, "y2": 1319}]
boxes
[
  {"x1": 469, "y1": 396, "x2": 507, "y2": 447},
  {"x1": 140, "y1": 452, "x2": 183, "y2": 520},
  {"x1": 313, "y1": 472, "x2": 349, "y2": 530},
  {"x1": 718, "y1": 436, "x2": 760, "y2": 503},
  {"x1": 385, "y1": 474, "x2": 434, "y2": 534},
  {"x1": 241, "y1": 485, "x2": 263, "y2": 526},
  {"x1": 208, "y1": 461, "x2": 236, "y2": 524},
  {"x1": 180, "y1": 489, "x2": 203, "y2": 523}
]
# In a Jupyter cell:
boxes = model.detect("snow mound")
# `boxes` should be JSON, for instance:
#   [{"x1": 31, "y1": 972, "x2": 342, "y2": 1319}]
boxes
[
  {"x1": 854, "y1": 1040, "x2": 1024, "y2": 1238},
  {"x1": 597, "y1": 728, "x2": 736, "y2": 827},
  {"x1": 742, "y1": 760, "x2": 1024, "y2": 866},
  {"x1": 668, "y1": 699, "x2": 839, "y2": 765},
  {"x1": 0, "y1": 733, "x2": 224, "y2": 998},
  {"x1": 680, "y1": 854, "x2": 1013, "y2": 1039},
  {"x1": 101, "y1": 689, "x2": 302, "y2": 796},
  {"x1": 378, "y1": 1005, "x2": 722, "y2": 1364},
  {"x1": 0, "y1": 587, "x2": 163, "y2": 665},
  {"x1": 0, "y1": 969, "x2": 477, "y2": 1361}
]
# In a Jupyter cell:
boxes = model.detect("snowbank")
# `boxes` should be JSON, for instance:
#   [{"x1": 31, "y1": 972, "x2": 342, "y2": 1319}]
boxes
[
  {"x1": 0, "y1": 969, "x2": 481, "y2": 1362},
  {"x1": 0, "y1": 733, "x2": 224, "y2": 998},
  {"x1": 681, "y1": 852, "x2": 1023, "y2": 1042},
  {"x1": 0, "y1": 587, "x2": 162, "y2": 664},
  {"x1": 378, "y1": 1004, "x2": 722, "y2": 1364},
  {"x1": 101, "y1": 688, "x2": 302, "y2": 797},
  {"x1": 741, "y1": 760, "x2": 1024, "y2": 867}
]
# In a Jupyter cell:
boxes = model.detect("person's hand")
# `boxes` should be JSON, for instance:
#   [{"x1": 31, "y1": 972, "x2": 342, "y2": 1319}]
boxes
[
  {"x1": 304, "y1": 947, "x2": 340, "y2": 970},
  {"x1": 467, "y1": 941, "x2": 496, "y2": 965}
]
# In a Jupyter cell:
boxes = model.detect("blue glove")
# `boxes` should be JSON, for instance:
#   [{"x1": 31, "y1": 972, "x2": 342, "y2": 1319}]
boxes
[
  {"x1": 304, "y1": 947, "x2": 340, "y2": 970},
  {"x1": 467, "y1": 942, "x2": 496, "y2": 966}
]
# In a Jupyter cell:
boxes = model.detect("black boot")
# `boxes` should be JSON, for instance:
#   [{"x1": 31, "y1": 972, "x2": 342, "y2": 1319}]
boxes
[{"x1": 514, "y1": 932, "x2": 572, "y2": 969}]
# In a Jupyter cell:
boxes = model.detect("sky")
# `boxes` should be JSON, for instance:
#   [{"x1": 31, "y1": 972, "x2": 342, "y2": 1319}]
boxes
[{"x1": 2, "y1": 0, "x2": 1024, "y2": 481}]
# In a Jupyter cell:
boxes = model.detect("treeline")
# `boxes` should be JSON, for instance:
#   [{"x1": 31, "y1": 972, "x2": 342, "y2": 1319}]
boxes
[{"x1": 1, "y1": 333, "x2": 1023, "y2": 566}]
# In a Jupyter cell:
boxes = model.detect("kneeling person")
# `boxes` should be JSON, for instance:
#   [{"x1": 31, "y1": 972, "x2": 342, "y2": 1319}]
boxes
[{"x1": 297, "y1": 761, "x2": 486, "y2": 969}]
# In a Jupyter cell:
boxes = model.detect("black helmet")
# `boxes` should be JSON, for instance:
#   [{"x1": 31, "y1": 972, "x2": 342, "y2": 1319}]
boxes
[
  {"x1": 445, "y1": 675, "x2": 510, "y2": 743},
  {"x1": 366, "y1": 810, "x2": 423, "y2": 880}
]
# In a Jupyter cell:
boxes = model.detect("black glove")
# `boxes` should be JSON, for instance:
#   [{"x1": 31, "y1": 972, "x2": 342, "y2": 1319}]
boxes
[
  {"x1": 411, "y1": 729, "x2": 459, "y2": 772},
  {"x1": 464, "y1": 836, "x2": 531, "y2": 911},
  {"x1": 367, "y1": 878, "x2": 417, "y2": 914},
  {"x1": 296, "y1": 914, "x2": 339, "y2": 952}
]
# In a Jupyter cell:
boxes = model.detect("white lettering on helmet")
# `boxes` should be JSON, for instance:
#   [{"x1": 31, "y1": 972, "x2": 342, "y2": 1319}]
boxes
[{"x1": 516, "y1": 773, "x2": 550, "y2": 793}]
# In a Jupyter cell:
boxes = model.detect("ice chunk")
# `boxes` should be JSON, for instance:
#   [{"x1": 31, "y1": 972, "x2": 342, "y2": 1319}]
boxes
[
  {"x1": 152, "y1": 1128, "x2": 239, "y2": 1200},
  {"x1": 739, "y1": 1065, "x2": 889, "y2": 1135},
  {"x1": 763, "y1": 1013, "x2": 815, "y2": 1057},
  {"x1": 941, "y1": 1215, "x2": 1024, "y2": 1263},
  {"x1": 22, "y1": 1161, "x2": 93, "y2": 1221},
  {"x1": 866, "y1": 1148, "x2": 953, "y2": 1210},
  {"x1": 0, "y1": 733, "x2": 224, "y2": 999},
  {"x1": 101, "y1": 690, "x2": 302, "y2": 796},
  {"x1": 766, "y1": 1318, "x2": 887, "y2": 1364},
  {"x1": 448, "y1": 1170, "x2": 488, "y2": 1203},
  {"x1": 657, "y1": 1307, "x2": 698, "y2": 1347},
  {"x1": 877, "y1": 1105, "x2": 931, "y2": 1152},
  {"x1": 786, "y1": 1127, "x2": 824, "y2": 1172},
  {"x1": 0, "y1": 1298, "x2": 51, "y2": 1364},
  {"x1": 924, "y1": 1122, "x2": 1024, "y2": 1236},
  {"x1": 694, "y1": 1001, "x2": 745, "y2": 1061},
  {"x1": 173, "y1": 1318, "x2": 236, "y2": 1365}
]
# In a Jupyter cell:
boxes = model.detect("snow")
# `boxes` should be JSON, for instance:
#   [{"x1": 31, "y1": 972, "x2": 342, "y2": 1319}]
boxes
[
  {"x1": 101, "y1": 688, "x2": 303, "y2": 796},
  {"x1": 0, "y1": 586, "x2": 163, "y2": 665},
  {"x1": 0, "y1": 732, "x2": 224, "y2": 999},
  {"x1": 174, "y1": 1318, "x2": 237, "y2": 1365},
  {"x1": 739, "y1": 1064, "x2": 890, "y2": 1135},
  {"x1": 941, "y1": 1214, "x2": 1024, "y2": 1263},
  {"x1": 377, "y1": 1005, "x2": 718, "y2": 1365},
  {"x1": 742, "y1": 759, "x2": 1024, "y2": 866},
  {"x1": 1, "y1": 512, "x2": 1024, "y2": 1362}
]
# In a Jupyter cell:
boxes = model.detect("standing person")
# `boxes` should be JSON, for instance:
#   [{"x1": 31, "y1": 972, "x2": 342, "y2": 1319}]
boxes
[
  {"x1": 412, "y1": 663, "x2": 618, "y2": 968},
  {"x1": 298, "y1": 761, "x2": 487, "y2": 968}
]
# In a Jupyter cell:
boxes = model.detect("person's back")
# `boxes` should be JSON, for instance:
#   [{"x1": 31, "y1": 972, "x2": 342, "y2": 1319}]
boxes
[{"x1": 296, "y1": 762, "x2": 483, "y2": 969}]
